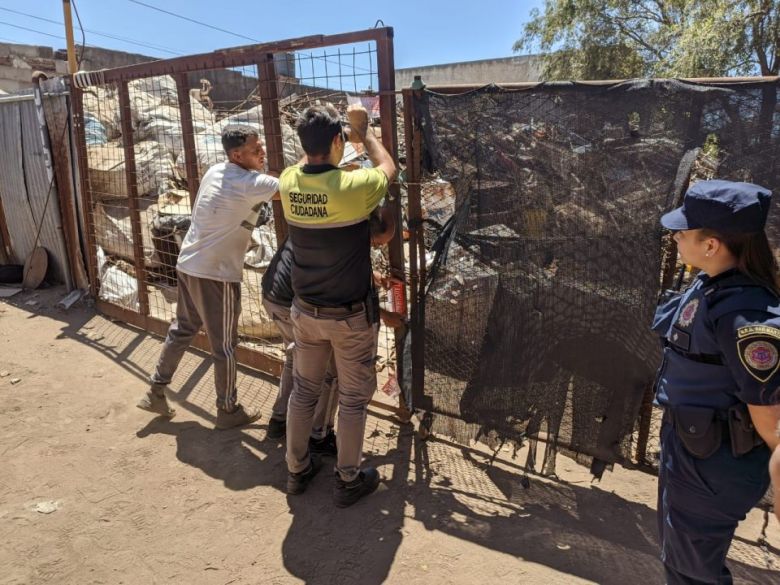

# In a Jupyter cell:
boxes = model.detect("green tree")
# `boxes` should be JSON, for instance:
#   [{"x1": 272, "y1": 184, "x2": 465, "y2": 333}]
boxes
[{"x1": 515, "y1": 1, "x2": 780, "y2": 80}]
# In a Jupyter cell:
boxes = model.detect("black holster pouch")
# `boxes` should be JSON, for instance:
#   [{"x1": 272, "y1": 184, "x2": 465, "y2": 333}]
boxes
[
  {"x1": 671, "y1": 406, "x2": 724, "y2": 459},
  {"x1": 365, "y1": 286, "x2": 380, "y2": 325},
  {"x1": 727, "y1": 403, "x2": 764, "y2": 457}
]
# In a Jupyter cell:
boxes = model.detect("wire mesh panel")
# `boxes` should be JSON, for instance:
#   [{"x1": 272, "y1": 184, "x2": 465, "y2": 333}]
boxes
[
  {"x1": 271, "y1": 40, "x2": 403, "y2": 399},
  {"x1": 409, "y1": 79, "x2": 780, "y2": 470},
  {"x1": 118, "y1": 68, "x2": 284, "y2": 359},
  {"x1": 277, "y1": 44, "x2": 379, "y2": 112},
  {"x1": 79, "y1": 82, "x2": 145, "y2": 311}
]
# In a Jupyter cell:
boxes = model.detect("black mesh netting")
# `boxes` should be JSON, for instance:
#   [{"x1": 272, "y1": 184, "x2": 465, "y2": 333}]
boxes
[{"x1": 413, "y1": 79, "x2": 780, "y2": 468}]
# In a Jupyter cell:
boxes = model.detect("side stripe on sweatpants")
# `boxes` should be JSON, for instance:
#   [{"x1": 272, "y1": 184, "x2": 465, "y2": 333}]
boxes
[{"x1": 222, "y1": 281, "x2": 237, "y2": 411}]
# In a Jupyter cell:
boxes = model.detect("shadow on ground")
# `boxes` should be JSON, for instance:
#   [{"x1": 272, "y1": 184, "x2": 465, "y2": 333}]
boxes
[{"x1": 4, "y1": 289, "x2": 776, "y2": 585}]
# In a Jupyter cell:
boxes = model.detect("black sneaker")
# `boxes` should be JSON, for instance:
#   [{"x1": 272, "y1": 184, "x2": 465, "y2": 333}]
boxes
[
  {"x1": 309, "y1": 429, "x2": 337, "y2": 457},
  {"x1": 286, "y1": 455, "x2": 323, "y2": 495},
  {"x1": 267, "y1": 417, "x2": 286, "y2": 439},
  {"x1": 215, "y1": 404, "x2": 261, "y2": 430},
  {"x1": 333, "y1": 467, "x2": 380, "y2": 508}
]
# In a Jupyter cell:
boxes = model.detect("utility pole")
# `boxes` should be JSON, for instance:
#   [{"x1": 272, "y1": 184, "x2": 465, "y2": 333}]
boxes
[{"x1": 61, "y1": 0, "x2": 78, "y2": 73}]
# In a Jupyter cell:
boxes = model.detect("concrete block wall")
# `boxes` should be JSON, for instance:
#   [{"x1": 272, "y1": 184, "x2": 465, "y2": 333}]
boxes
[
  {"x1": 0, "y1": 43, "x2": 68, "y2": 93},
  {"x1": 396, "y1": 55, "x2": 543, "y2": 89}
]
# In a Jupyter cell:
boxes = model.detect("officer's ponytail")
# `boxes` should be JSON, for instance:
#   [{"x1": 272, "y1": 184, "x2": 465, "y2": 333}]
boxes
[{"x1": 701, "y1": 229, "x2": 780, "y2": 296}]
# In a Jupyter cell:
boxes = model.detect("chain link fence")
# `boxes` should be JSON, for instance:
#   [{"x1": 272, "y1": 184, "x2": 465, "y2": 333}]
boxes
[{"x1": 404, "y1": 79, "x2": 780, "y2": 475}]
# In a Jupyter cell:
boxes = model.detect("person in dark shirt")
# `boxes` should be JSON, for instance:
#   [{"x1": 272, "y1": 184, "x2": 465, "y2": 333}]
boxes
[
  {"x1": 279, "y1": 108, "x2": 397, "y2": 506},
  {"x1": 652, "y1": 180, "x2": 780, "y2": 583},
  {"x1": 261, "y1": 205, "x2": 401, "y2": 456},
  {"x1": 261, "y1": 238, "x2": 338, "y2": 455}
]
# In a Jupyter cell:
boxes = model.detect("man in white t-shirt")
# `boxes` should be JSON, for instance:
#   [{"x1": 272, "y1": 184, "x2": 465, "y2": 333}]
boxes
[{"x1": 137, "y1": 125, "x2": 279, "y2": 429}]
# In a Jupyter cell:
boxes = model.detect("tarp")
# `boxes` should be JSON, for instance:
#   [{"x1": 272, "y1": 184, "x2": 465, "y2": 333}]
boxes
[{"x1": 415, "y1": 79, "x2": 780, "y2": 467}]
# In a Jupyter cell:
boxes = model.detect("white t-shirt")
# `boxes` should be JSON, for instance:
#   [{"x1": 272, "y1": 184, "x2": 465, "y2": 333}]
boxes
[{"x1": 177, "y1": 162, "x2": 279, "y2": 282}]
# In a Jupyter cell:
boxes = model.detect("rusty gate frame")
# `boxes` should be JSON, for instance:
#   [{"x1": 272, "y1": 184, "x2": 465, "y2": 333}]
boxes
[{"x1": 70, "y1": 28, "x2": 404, "y2": 393}]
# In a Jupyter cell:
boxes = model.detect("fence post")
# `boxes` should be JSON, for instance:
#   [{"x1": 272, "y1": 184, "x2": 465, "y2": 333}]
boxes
[
  {"x1": 117, "y1": 81, "x2": 151, "y2": 316},
  {"x1": 402, "y1": 87, "x2": 428, "y2": 410},
  {"x1": 376, "y1": 29, "x2": 404, "y2": 282},
  {"x1": 30, "y1": 74, "x2": 74, "y2": 291},
  {"x1": 38, "y1": 78, "x2": 90, "y2": 291},
  {"x1": 257, "y1": 53, "x2": 288, "y2": 244},
  {"x1": 634, "y1": 381, "x2": 656, "y2": 466},
  {"x1": 375, "y1": 28, "x2": 412, "y2": 419},
  {"x1": 70, "y1": 85, "x2": 100, "y2": 298},
  {"x1": 174, "y1": 73, "x2": 201, "y2": 207}
]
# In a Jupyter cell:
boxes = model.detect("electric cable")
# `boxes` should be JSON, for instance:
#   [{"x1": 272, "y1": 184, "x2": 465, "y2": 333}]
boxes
[{"x1": 0, "y1": 7, "x2": 181, "y2": 56}]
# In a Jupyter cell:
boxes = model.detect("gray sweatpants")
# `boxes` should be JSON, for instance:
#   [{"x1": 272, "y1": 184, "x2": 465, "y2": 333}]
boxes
[
  {"x1": 262, "y1": 297, "x2": 338, "y2": 439},
  {"x1": 151, "y1": 270, "x2": 240, "y2": 411},
  {"x1": 287, "y1": 302, "x2": 378, "y2": 482}
]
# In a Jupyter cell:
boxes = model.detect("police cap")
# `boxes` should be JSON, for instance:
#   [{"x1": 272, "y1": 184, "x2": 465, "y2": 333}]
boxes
[{"x1": 661, "y1": 180, "x2": 772, "y2": 233}]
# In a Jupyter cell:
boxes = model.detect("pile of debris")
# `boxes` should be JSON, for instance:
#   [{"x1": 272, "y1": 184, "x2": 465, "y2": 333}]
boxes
[
  {"x1": 81, "y1": 74, "x2": 305, "y2": 339},
  {"x1": 81, "y1": 76, "x2": 388, "y2": 340}
]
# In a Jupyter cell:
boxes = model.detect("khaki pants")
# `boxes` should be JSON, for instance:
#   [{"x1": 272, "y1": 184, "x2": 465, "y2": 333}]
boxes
[
  {"x1": 262, "y1": 297, "x2": 338, "y2": 439},
  {"x1": 286, "y1": 302, "x2": 378, "y2": 481}
]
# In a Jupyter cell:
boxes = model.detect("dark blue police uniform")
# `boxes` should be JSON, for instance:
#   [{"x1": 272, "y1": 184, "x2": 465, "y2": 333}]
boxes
[{"x1": 652, "y1": 180, "x2": 780, "y2": 584}]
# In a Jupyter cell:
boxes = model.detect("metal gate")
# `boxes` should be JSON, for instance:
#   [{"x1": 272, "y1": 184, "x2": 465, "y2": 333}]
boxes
[{"x1": 70, "y1": 28, "x2": 405, "y2": 397}]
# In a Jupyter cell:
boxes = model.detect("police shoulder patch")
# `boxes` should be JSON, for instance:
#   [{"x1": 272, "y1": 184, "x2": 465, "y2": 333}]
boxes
[
  {"x1": 737, "y1": 325, "x2": 780, "y2": 382},
  {"x1": 677, "y1": 298, "x2": 700, "y2": 328}
]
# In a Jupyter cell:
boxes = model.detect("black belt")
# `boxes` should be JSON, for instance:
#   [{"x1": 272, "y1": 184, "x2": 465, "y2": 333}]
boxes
[
  {"x1": 263, "y1": 292, "x2": 292, "y2": 308},
  {"x1": 659, "y1": 404, "x2": 729, "y2": 423},
  {"x1": 668, "y1": 344, "x2": 724, "y2": 365},
  {"x1": 662, "y1": 408, "x2": 728, "y2": 425},
  {"x1": 294, "y1": 298, "x2": 365, "y2": 318}
]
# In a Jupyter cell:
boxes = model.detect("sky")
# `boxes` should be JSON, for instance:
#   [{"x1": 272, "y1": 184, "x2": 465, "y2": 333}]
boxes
[{"x1": 0, "y1": 0, "x2": 546, "y2": 69}]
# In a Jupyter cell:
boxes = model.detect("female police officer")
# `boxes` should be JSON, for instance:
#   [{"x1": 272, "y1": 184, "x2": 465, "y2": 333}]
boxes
[{"x1": 652, "y1": 179, "x2": 780, "y2": 584}]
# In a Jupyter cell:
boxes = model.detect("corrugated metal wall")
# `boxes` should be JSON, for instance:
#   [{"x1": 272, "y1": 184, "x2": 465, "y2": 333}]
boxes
[{"x1": 0, "y1": 96, "x2": 69, "y2": 283}]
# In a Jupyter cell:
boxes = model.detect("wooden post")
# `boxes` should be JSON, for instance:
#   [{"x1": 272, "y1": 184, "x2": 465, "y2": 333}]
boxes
[
  {"x1": 376, "y1": 29, "x2": 404, "y2": 284},
  {"x1": 40, "y1": 83, "x2": 90, "y2": 290},
  {"x1": 69, "y1": 86, "x2": 100, "y2": 297},
  {"x1": 61, "y1": 1, "x2": 78, "y2": 74},
  {"x1": 375, "y1": 29, "x2": 412, "y2": 419},
  {"x1": 0, "y1": 194, "x2": 12, "y2": 263}
]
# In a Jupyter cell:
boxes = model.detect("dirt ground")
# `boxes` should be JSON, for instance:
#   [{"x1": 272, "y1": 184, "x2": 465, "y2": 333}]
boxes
[{"x1": 1, "y1": 286, "x2": 778, "y2": 585}]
